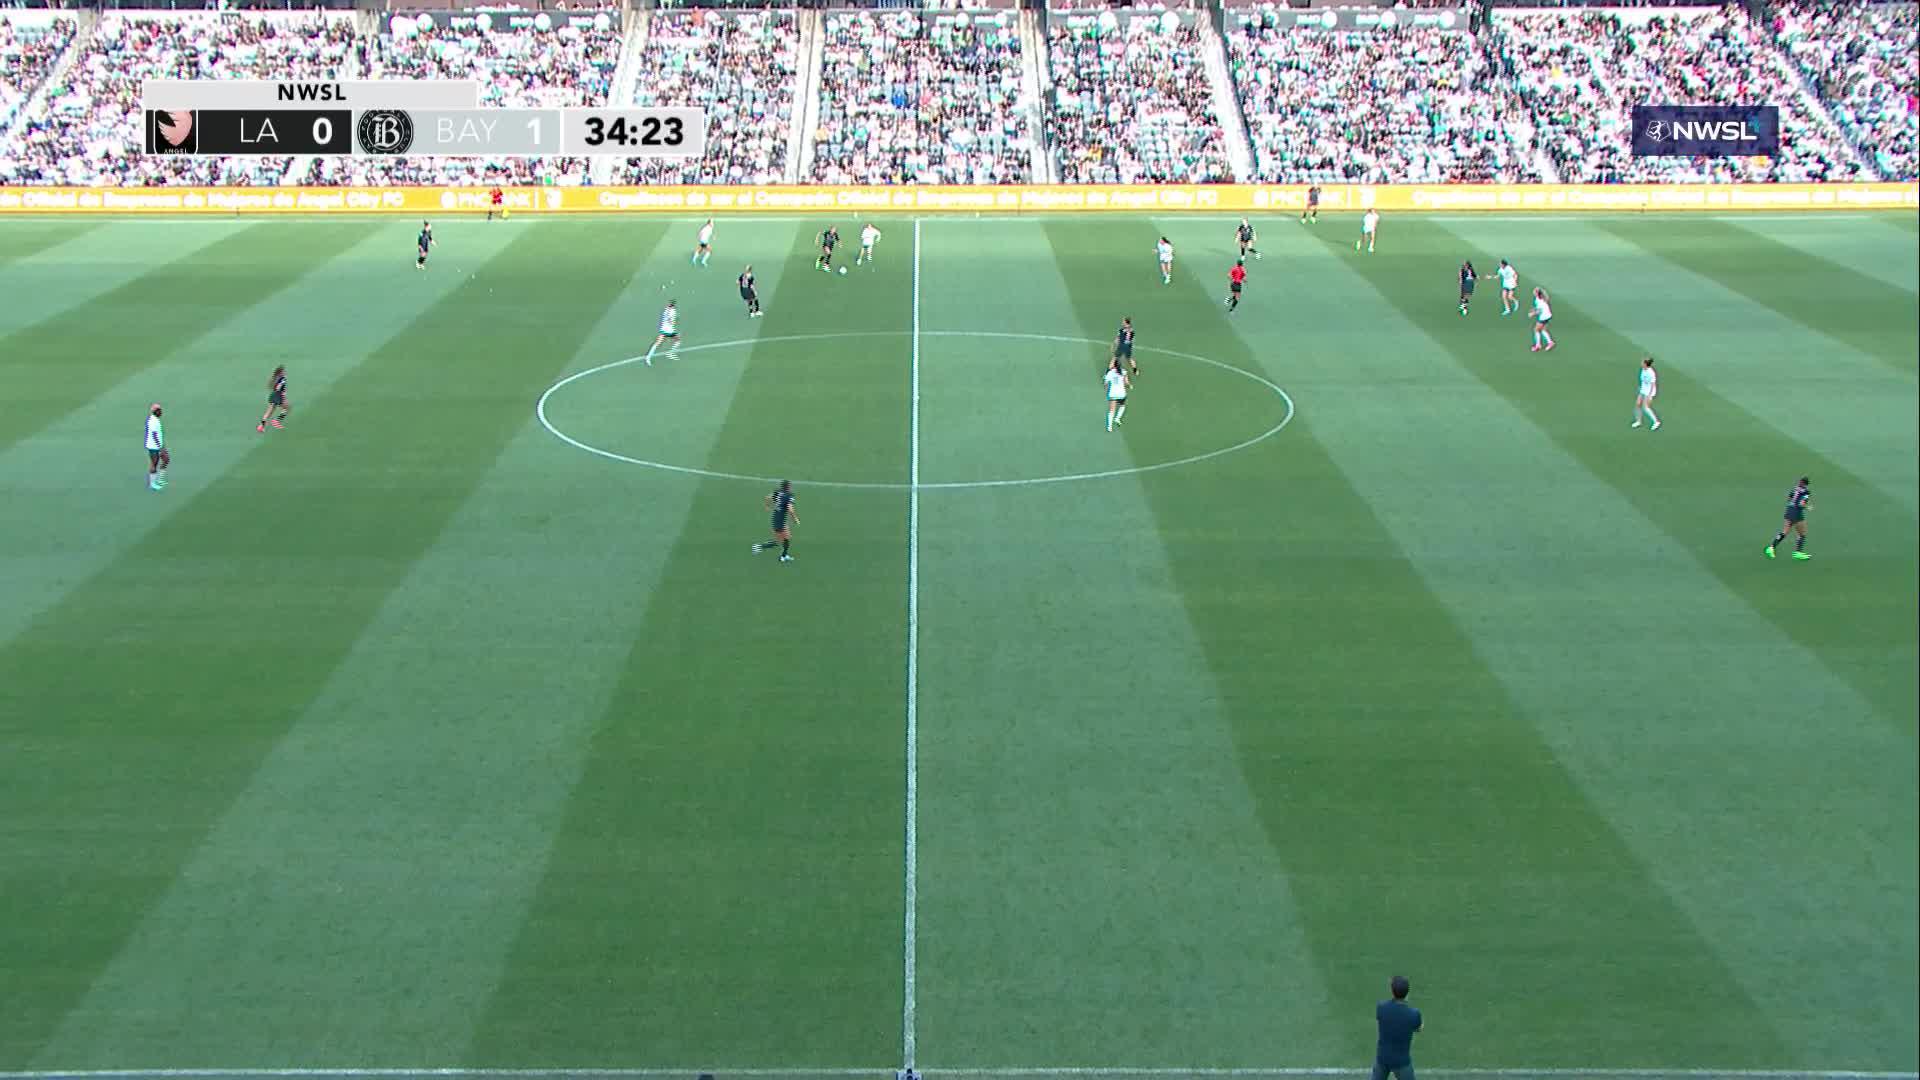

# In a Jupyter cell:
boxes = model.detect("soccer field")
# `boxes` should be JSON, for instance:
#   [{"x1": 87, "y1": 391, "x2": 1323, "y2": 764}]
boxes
[{"x1": 0, "y1": 210, "x2": 1914, "y2": 1078}]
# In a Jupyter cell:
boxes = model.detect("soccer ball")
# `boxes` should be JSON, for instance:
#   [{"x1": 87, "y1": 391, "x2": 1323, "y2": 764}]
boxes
[{"x1": 838, "y1": 266, "x2": 848, "y2": 276}]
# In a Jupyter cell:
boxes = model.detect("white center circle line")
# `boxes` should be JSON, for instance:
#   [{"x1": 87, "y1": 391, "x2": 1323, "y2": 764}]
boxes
[{"x1": 535, "y1": 331, "x2": 1296, "y2": 491}]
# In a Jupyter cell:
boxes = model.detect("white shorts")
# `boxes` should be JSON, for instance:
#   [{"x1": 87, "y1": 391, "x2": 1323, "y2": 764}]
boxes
[{"x1": 1362, "y1": 224, "x2": 1377, "y2": 235}]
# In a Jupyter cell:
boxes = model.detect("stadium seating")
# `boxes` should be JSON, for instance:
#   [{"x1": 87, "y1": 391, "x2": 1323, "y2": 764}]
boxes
[
  {"x1": 1046, "y1": 13, "x2": 1231, "y2": 184},
  {"x1": 0, "y1": 15, "x2": 76, "y2": 135},
  {"x1": 306, "y1": 13, "x2": 617, "y2": 187},
  {"x1": 1491, "y1": 8, "x2": 1867, "y2": 182},
  {"x1": 811, "y1": 10, "x2": 1030, "y2": 184},
  {"x1": 614, "y1": 10, "x2": 797, "y2": 185},
  {"x1": 1229, "y1": 16, "x2": 1540, "y2": 183},
  {"x1": 1772, "y1": 0, "x2": 1917, "y2": 181},
  {"x1": 2, "y1": 12, "x2": 354, "y2": 186}
]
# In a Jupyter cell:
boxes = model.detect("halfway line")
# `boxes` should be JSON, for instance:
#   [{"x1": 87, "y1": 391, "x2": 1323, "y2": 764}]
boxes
[{"x1": 902, "y1": 217, "x2": 923, "y2": 1072}]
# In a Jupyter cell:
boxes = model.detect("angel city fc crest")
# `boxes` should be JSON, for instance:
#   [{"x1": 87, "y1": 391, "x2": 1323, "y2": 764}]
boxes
[
  {"x1": 357, "y1": 110, "x2": 415, "y2": 155},
  {"x1": 147, "y1": 110, "x2": 196, "y2": 154}
]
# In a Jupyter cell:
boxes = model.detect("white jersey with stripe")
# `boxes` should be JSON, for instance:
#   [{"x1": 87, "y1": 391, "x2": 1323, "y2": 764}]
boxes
[
  {"x1": 660, "y1": 307, "x2": 678, "y2": 334},
  {"x1": 697, "y1": 224, "x2": 713, "y2": 245},
  {"x1": 145, "y1": 415, "x2": 164, "y2": 450},
  {"x1": 1499, "y1": 266, "x2": 1517, "y2": 290},
  {"x1": 1105, "y1": 369, "x2": 1129, "y2": 400},
  {"x1": 1533, "y1": 297, "x2": 1553, "y2": 321},
  {"x1": 1639, "y1": 368, "x2": 1657, "y2": 396},
  {"x1": 1156, "y1": 241, "x2": 1173, "y2": 264}
]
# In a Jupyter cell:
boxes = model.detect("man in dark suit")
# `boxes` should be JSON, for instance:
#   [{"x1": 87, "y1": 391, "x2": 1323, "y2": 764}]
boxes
[{"x1": 1374, "y1": 974, "x2": 1423, "y2": 1080}]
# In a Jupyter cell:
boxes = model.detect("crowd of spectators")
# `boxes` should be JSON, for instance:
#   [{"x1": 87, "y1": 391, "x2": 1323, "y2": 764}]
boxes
[
  {"x1": 1046, "y1": 13, "x2": 1231, "y2": 184},
  {"x1": 1771, "y1": 0, "x2": 1916, "y2": 180},
  {"x1": 308, "y1": 13, "x2": 616, "y2": 186},
  {"x1": 811, "y1": 10, "x2": 1029, "y2": 184},
  {"x1": 1229, "y1": 16, "x2": 1539, "y2": 183},
  {"x1": 1, "y1": 12, "x2": 354, "y2": 186},
  {"x1": 614, "y1": 9, "x2": 796, "y2": 184},
  {"x1": 0, "y1": 16, "x2": 76, "y2": 135},
  {"x1": 1491, "y1": 7, "x2": 1866, "y2": 182}
]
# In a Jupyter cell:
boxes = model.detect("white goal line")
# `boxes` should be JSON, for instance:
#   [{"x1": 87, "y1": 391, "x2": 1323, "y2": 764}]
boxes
[{"x1": 7, "y1": 1060, "x2": 1912, "y2": 1068}]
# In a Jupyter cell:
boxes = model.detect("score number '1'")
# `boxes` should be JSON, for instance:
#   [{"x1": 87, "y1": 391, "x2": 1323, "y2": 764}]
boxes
[{"x1": 582, "y1": 115, "x2": 686, "y2": 149}]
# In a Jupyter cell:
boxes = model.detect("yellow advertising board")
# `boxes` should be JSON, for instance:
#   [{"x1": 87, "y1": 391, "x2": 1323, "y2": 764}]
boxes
[{"x1": 0, "y1": 182, "x2": 1914, "y2": 216}]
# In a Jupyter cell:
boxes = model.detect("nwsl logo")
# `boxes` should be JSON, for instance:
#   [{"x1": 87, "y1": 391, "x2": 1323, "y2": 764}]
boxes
[{"x1": 1633, "y1": 105, "x2": 1780, "y2": 157}]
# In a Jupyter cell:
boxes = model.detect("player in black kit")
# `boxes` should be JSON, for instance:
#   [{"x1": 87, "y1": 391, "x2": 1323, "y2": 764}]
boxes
[
  {"x1": 816, "y1": 226, "x2": 840, "y2": 272},
  {"x1": 739, "y1": 265, "x2": 762, "y2": 318},
  {"x1": 1112, "y1": 317, "x2": 1137, "y2": 378},
  {"x1": 1458, "y1": 260, "x2": 1476, "y2": 316},
  {"x1": 1766, "y1": 477, "x2": 1813, "y2": 561},
  {"x1": 257, "y1": 364, "x2": 288, "y2": 432},
  {"x1": 1302, "y1": 184, "x2": 1322, "y2": 224},
  {"x1": 415, "y1": 221, "x2": 434, "y2": 270},
  {"x1": 752, "y1": 480, "x2": 799, "y2": 562},
  {"x1": 1236, "y1": 219, "x2": 1261, "y2": 261}
]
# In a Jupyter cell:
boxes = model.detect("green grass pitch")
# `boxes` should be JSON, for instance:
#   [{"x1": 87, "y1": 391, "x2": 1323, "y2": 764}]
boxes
[{"x1": 0, "y1": 210, "x2": 1913, "y2": 1077}]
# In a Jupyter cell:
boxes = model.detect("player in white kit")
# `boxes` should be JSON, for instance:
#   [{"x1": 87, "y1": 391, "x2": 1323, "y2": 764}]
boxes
[
  {"x1": 856, "y1": 223, "x2": 882, "y2": 266},
  {"x1": 692, "y1": 220, "x2": 714, "y2": 266},
  {"x1": 1156, "y1": 238, "x2": 1174, "y2": 285},
  {"x1": 144, "y1": 403, "x2": 169, "y2": 491},
  {"x1": 1530, "y1": 288, "x2": 1556, "y2": 352},
  {"x1": 646, "y1": 300, "x2": 680, "y2": 365},
  {"x1": 1358, "y1": 208, "x2": 1379, "y2": 253},
  {"x1": 1631, "y1": 356, "x2": 1661, "y2": 431},
  {"x1": 1104, "y1": 358, "x2": 1131, "y2": 431},
  {"x1": 1497, "y1": 260, "x2": 1519, "y2": 315}
]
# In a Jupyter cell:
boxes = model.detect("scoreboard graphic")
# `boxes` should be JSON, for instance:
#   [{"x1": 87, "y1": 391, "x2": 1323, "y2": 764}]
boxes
[{"x1": 139, "y1": 81, "x2": 704, "y2": 159}]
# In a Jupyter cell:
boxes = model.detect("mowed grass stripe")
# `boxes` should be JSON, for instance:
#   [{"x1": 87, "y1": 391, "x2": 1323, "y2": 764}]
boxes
[
  {"x1": 0, "y1": 222, "x2": 527, "y2": 649},
  {"x1": 469, "y1": 228, "x2": 908, "y2": 1067},
  {"x1": 0, "y1": 221, "x2": 645, "y2": 1068},
  {"x1": 1734, "y1": 217, "x2": 1918, "y2": 295},
  {"x1": 0, "y1": 222, "x2": 373, "y2": 452},
  {"x1": 1211, "y1": 218, "x2": 1915, "y2": 1069},
  {"x1": 0, "y1": 221, "x2": 253, "y2": 340},
  {"x1": 1043, "y1": 218, "x2": 1789, "y2": 1069},
  {"x1": 1442, "y1": 219, "x2": 1917, "y2": 515},
  {"x1": 33, "y1": 222, "x2": 688, "y2": 1070},
  {"x1": 1596, "y1": 218, "x2": 1918, "y2": 377},
  {"x1": 911, "y1": 220, "x2": 1339, "y2": 1066},
  {"x1": 0, "y1": 221, "x2": 103, "y2": 265},
  {"x1": 1326, "y1": 218, "x2": 1918, "y2": 730}
]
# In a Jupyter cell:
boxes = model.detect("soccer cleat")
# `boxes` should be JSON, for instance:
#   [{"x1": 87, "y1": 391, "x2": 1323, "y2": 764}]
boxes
[
  {"x1": 257, "y1": 423, "x2": 266, "y2": 433},
  {"x1": 752, "y1": 543, "x2": 762, "y2": 554},
  {"x1": 1530, "y1": 345, "x2": 1541, "y2": 353},
  {"x1": 1765, "y1": 545, "x2": 1776, "y2": 559},
  {"x1": 1792, "y1": 551, "x2": 1811, "y2": 561},
  {"x1": 1631, "y1": 421, "x2": 1641, "y2": 429},
  {"x1": 1650, "y1": 420, "x2": 1660, "y2": 431},
  {"x1": 1544, "y1": 342, "x2": 1556, "y2": 351},
  {"x1": 779, "y1": 555, "x2": 793, "y2": 563}
]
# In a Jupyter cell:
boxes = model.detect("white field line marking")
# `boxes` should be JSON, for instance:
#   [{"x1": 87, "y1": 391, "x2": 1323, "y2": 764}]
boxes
[
  {"x1": 4, "y1": 1069, "x2": 1911, "y2": 1080},
  {"x1": 3, "y1": 1060, "x2": 1904, "y2": 1068},
  {"x1": 902, "y1": 217, "x2": 922, "y2": 1071},
  {"x1": 535, "y1": 331, "x2": 1295, "y2": 491}
]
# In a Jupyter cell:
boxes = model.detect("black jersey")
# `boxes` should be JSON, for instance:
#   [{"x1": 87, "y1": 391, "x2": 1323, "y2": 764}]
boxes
[
  {"x1": 738, "y1": 270, "x2": 756, "y2": 294},
  {"x1": 417, "y1": 228, "x2": 432, "y2": 251},
  {"x1": 1460, "y1": 265, "x2": 1476, "y2": 290},
  {"x1": 273, "y1": 372, "x2": 288, "y2": 395},
  {"x1": 821, "y1": 228, "x2": 839, "y2": 250},
  {"x1": 1307, "y1": 184, "x2": 1322, "y2": 205},
  {"x1": 1785, "y1": 483, "x2": 1811, "y2": 515},
  {"x1": 1237, "y1": 224, "x2": 1254, "y2": 244},
  {"x1": 770, "y1": 487, "x2": 794, "y2": 528}
]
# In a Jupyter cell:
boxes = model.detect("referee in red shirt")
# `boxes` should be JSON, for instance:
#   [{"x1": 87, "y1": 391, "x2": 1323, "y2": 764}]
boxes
[{"x1": 1227, "y1": 258, "x2": 1248, "y2": 312}]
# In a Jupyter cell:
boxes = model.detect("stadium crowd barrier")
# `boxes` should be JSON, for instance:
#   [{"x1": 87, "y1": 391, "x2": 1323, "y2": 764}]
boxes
[{"x1": 0, "y1": 183, "x2": 1914, "y2": 215}]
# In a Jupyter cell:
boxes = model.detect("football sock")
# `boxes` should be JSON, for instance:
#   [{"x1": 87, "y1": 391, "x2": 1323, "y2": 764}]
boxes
[
  {"x1": 1116, "y1": 405, "x2": 1126, "y2": 422},
  {"x1": 1795, "y1": 535, "x2": 1806, "y2": 552},
  {"x1": 1642, "y1": 407, "x2": 1658, "y2": 425},
  {"x1": 780, "y1": 538, "x2": 790, "y2": 556},
  {"x1": 1771, "y1": 531, "x2": 1787, "y2": 546}
]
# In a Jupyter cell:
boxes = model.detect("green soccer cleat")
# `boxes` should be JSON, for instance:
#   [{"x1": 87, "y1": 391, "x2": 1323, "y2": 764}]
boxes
[
  {"x1": 1792, "y1": 551, "x2": 1811, "y2": 560},
  {"x1": 1764, "y1": 546, "x2": 1775, "y2": 559}
]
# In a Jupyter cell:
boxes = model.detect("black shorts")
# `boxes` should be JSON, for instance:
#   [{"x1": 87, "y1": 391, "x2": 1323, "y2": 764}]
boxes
[
  {"x1": 268, "y1": 390, "x2": 285, "y2": 407},
  {"x1": 148, "y1": 448, "x2": 163, "y2": 463},
  {"x1": 1461, "y1": 281, "x2": 1475, "y2": 295},
  {"x1": 770, "y1": 516, "x2": 789, "y2": 533},
  {"x1": 1230, "y1": 283, "x2": 1243, "y2": 294},
  {"x1": 740, "y1": 288, "x2": 755, "y2": 301},
  {"x1": 1785, "y1": 508, "x2": 1806, "y2": 524},
  {"x1": 418, "y1": 246, "x2": 430, "y2": 257},
  {"x1": 1109, "y1": 396, "x2": 1126, "y2": 406},
  {"x1": 1115, "y1": 343, "x2": 1133, "y2": 359}
]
